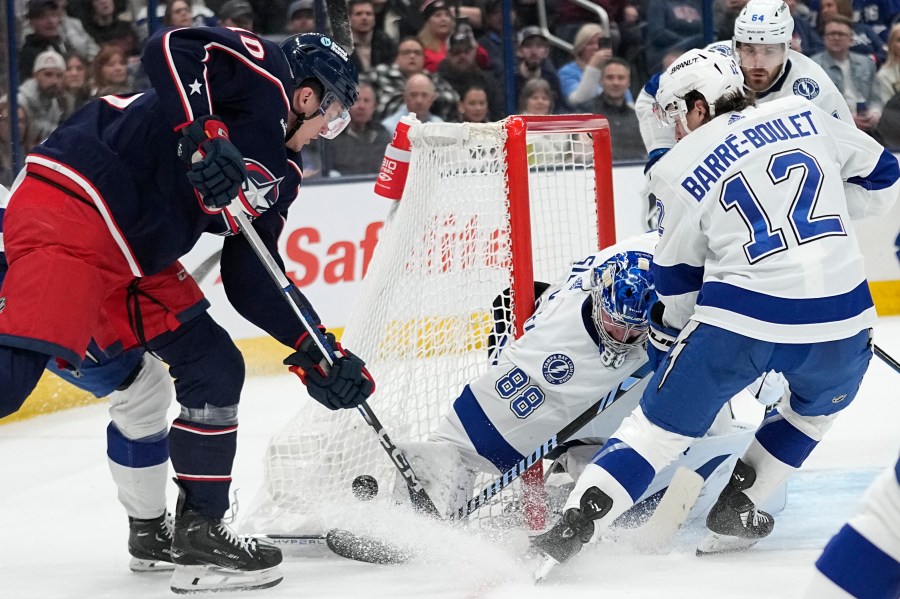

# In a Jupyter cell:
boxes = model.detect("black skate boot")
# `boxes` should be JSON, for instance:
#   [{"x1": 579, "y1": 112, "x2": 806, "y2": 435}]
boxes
[
  {"x1": 128, "y1": 512, "x2": 175, "y2": 572},
  {"x1": 697, "y1": 459, "x2": 774, "y2": 556},
  {"x1": 169, "y1": 487, "x2": 283, "y2": 593},
  {"x1": 531, "y1": 487, "x2": 613, "y2": 580}
]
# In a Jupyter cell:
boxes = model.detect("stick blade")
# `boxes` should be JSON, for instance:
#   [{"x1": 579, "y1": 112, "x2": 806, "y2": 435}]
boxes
[{"x1": 325, "y1": 529, "x2": 412, "y2": 564}]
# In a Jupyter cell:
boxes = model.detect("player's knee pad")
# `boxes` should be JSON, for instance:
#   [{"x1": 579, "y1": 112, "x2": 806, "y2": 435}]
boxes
[
  {"x1": 0, "y1": 345, "x2": 47, "y2": 418},
  {"x1": 391, "y1": 441, "x2": 477, "y2": 518},
  {"x1": 107, "y1": 354, "x2": 173, "y2": 440},
  {"x1": 150, "y1": 312, "x2": 244, "y2": 412}
]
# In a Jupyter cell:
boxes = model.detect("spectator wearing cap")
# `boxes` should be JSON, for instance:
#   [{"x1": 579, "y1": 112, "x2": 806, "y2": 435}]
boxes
[
  {"x1": 574, "y1": 57, "x2": 645, "y2": 160},
  {"x1": 218, "y1": 0, "x2": 256, "y2": 30},
  {"x1": 366, "y1": 36, "x2": 459, "y2": 121},
  {"x1": 21, "y1": 0, "x2": 100, "y2": 63},
  {"x1": 19, "y1": 0, "x2": 69, "y2": 83},
  {"x1": 83, "y1": 0, "x2": 138, "y2": 56},
  {"x1": 327, "y1": 82, "x2": 393, "y2": 175},
  {"x1": 16, "y1": 49, "x2": 66, "y2": 151},
  {"x1": 437, "y1": 23, "x2": 506, "y2": 119},
  {"x1": 515, "y1": 27, "x2": 566, "y2": 112},
  {"x1": 382, "y1": 72, "x2": 445, "y2": 130},
  {"x1": 349, "y1": 0, "x2": 397, "y2": 74},
  {"x1": 418, "y1": 0, "x2": 456, "y2": 72},
  {"x1": 286, "y1": 0, "x2": 316, "y2": 34},
  {"x1": 645, "y1": 0, "x2": 704, "y2": 73}
]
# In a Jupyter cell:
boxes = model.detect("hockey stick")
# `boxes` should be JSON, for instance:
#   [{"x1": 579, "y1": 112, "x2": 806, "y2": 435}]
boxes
[
  {"x1": 226, "y1": 207, "x2": 441, "y2": 517},
  {"x1": 874, "y1": 344, "x2": 900, "y2": 375},
  {"x1": 325, "y1": 364, "x2": 654, "y2": 564}
]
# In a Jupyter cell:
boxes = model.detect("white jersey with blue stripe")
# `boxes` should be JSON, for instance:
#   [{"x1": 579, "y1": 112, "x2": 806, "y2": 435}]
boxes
[{"x1": 649, "y1": 96, "x2": 898, "y2": 343}]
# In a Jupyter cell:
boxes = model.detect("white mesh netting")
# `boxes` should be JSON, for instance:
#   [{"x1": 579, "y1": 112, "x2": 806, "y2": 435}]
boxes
[{"x1": 242, "y1": 117, "x2": 609, "y2": 535}]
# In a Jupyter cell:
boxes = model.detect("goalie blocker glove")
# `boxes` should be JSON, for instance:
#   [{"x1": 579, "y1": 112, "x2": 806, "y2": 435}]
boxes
[
  {"x1": 285, "y1": 327, "x2": 376, "y2": 410},
  {"x1": 646, "y1": 301, "x2": 679, "y2": 371},
  {"x1": 177, "y1": 115, "x2": 247, "y2": 211}
]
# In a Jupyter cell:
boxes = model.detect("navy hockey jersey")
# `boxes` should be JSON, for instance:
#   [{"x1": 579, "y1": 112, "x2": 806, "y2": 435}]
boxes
[{"x1": 22, "y1": 27, "x2": 316, "y2": 348}]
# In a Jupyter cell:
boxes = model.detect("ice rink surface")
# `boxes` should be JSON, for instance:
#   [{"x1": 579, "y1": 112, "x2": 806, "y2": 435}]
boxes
[{"x1": 1, "y1": 317, "x2": 898, "y2": 599}]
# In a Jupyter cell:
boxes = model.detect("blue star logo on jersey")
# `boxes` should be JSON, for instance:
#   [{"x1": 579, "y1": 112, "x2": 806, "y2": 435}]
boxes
[
  {"x1": 241, "y1": 159, "x2": 284, "y2": 214},
  {"x1": 792, "y1": 78, "x2": 820, "y2": 100},
  {"x1": 542, "y1": 354, "x2": 574, "y2": 385}
]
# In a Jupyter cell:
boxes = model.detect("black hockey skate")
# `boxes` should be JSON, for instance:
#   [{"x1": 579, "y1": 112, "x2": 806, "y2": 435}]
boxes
[
  {"x1": 697, "y1": 459, "x2": 774, "y2": 556},
  {"x1": 531, "y1": 487, "x2": 612, "y2": 580},
  {"x1": 169, "y1": 490, "x2": 283, "y2": 593},
  {"x1": 128, "y1": 512, "x2": 175, "y2": 572}
]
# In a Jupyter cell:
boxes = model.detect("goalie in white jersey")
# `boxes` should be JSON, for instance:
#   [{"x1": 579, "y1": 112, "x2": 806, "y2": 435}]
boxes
[{"x1": 531, "y1": 47, "x2": 899, "y2": 569}]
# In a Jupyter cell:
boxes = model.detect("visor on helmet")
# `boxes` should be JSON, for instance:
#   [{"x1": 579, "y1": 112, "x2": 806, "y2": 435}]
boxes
[{"x1": 316, "y1": 90, "x2": 352, "y2": 139}]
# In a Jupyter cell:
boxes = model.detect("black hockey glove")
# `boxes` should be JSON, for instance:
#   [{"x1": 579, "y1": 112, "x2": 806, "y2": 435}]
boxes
[
  {"x1": 646, "y1": 301, "x2": 679, "y2": 372},
  {"x1": 285, "y1": 327, "x2": 376, "y2": 410},
  {"x1": 178, "y1": 115, "x2": 247, "y2": 211}
]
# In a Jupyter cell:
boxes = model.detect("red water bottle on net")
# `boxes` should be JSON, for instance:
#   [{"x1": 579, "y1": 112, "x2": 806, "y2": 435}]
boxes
[{"x1": 374, "y1": 113, "x2": 419, "y2": 200}]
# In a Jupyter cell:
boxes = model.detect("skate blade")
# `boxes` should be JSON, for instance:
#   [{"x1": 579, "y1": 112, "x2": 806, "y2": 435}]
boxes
[
  {"x1": 695, "y1": 532, "x2": 758, "y2": 556},
  {"x1": 129, "y1": 556, "x2": 175, "y2": 572},
  {"x1": 170, "y1": 564, "x2": 283, "y2": 594},
  {"x1": 533, "y1": 555, "x2": 559, "y2": 583}
]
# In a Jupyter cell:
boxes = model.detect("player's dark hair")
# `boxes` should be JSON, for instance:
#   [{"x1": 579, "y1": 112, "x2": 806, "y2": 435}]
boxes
[
  {"x1": 713, "y1": 90, "x2": 756, "y2": 116},
  {"x1": 298, "y1": 77, "x2": 324, "y2": 102},
  {"x1": 684, "y1": 89, "x2": 755, "y2": 124}
]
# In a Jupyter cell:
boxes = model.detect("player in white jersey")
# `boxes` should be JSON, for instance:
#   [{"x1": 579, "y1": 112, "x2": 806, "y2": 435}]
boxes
[
  {"x1": 802, "y1": 453, "x2": 900, "y2": 599},
  {"x1": 636, "y1": 0, "x2": 852, "y2": 188},
  {"x1": 396, "y1": 233, "x2": 782, "y2": 526},
  {"x1": 530, "y1": 48, "x2": 899, "y2": 570}
]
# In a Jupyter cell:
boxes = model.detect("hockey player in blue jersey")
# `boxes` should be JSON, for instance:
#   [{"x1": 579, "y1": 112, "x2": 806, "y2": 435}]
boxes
[
  {"x1": 0, "y1": 27, "x2": 371, "y2": 593},
  {"x1": 531, "y1": 47, "x2": 899, "y2": 572}
]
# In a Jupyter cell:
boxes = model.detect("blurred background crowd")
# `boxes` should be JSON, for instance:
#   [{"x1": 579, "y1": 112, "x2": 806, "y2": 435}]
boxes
[{"x1": 0, "y1": 0, "x2": 898, "y2": 184}]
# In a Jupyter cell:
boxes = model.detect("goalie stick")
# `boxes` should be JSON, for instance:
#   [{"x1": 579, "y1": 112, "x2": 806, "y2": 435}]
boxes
[
  {"x1": 226, "y1": 206, "x2": 441, "y2": 518},
  {"x1": 325, "y1": 364, "x2": 654, "y2": 564}
]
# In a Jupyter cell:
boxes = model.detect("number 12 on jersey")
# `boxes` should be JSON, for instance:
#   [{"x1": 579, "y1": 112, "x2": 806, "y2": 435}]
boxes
[{"x1": 720, "y1": 149, "x2": 846, "y2": 264}]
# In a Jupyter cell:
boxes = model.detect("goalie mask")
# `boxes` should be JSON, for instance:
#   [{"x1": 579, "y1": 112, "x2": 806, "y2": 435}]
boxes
[
  {"x1": 590, "y1": 251, "x2": 657, "y2": 369},
  {"x1": 653, "y1": 48, "x2": 744, "y2": 134},
  {"x1": 733, "y1": 0, "x2": 793, "y2": 92}
]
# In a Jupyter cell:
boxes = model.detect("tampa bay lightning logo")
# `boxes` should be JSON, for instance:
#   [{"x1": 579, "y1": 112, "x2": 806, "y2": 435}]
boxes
[
  {"x1": 242, "y1": 159, "x2": 284, "y2": 214},
  {"x1": 542, "y1": 353, "x2": 574, "y2": 385},
  {"x1": 792, "y1": 78, "x2": 820, "y2": 100}
]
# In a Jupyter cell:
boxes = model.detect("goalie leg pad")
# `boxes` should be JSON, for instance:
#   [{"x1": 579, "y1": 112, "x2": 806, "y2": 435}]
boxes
[{"x1": 391, "y1": 441, "x2": 476, "y2": 518}]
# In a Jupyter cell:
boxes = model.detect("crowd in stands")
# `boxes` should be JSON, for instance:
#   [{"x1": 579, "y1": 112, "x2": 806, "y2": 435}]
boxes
[{"x1": 2, "y1": 0, "x2": 899, "y2": 184}]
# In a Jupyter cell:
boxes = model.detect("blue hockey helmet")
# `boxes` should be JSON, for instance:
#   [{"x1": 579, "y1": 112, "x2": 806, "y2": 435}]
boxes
[
  {"x1": 280, "y1": 33, "x2": 359, "y2": 139},
  {"x1": 590, "y1": 251, "x2": 657, "y2": 367}
]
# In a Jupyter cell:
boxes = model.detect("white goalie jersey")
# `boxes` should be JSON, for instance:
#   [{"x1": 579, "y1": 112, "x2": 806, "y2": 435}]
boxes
[
  {"x1": 431, "y1": 233, "x2": 658, "y2": 470},
  {"x1": 649, "y1": 96, "x2": 899, "y2": 343}
]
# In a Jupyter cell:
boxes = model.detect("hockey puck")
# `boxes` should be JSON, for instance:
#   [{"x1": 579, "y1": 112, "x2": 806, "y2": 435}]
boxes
[{"x1": 352, "y1": 475, "x2": 378, "y2": 501}]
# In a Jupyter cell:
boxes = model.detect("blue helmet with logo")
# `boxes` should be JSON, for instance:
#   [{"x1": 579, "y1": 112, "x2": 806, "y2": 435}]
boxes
[
  {"x1": 590, "y1": 250, "x2": 657, "y2": 368},
  {"x1": 280, "y1": 32, "x2": 359, "y2": 138}
]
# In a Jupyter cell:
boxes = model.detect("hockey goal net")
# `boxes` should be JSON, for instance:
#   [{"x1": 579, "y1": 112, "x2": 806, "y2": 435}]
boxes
[{"x1": 244, "y1": 114, "x2": 615, "y2": 535}]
